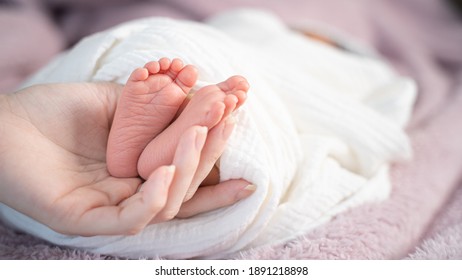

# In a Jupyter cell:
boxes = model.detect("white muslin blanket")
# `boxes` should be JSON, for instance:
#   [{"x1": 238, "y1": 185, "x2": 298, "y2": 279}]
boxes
[{"x1": 0, "y1": 10, "x2": 415, "y2": 259}]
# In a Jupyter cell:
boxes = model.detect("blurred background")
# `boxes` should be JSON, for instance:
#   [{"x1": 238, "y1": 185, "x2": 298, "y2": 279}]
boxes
[{"x1": 1, "y1": 0, "x2": 461, "y2": 104}]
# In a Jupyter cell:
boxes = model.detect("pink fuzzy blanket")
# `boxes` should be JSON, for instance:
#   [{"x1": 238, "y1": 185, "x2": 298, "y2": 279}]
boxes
[{"x1": 1, "y1": 0, "x2": 462, "y2": 259}]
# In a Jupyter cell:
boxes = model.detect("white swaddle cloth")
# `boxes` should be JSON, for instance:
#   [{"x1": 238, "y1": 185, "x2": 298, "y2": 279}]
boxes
[{"x1": 0, "y1": 9, "x2": 415, "y2": 259}]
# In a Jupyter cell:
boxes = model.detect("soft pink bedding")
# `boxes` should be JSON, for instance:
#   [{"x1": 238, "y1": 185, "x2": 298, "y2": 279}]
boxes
[{"x1": 1, "y1": 0, "x2": 462, "y2": 259}]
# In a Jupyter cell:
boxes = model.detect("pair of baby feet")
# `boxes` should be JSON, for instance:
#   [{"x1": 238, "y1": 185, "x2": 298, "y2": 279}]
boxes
[{"x1": 107, "y1": 58, "x2": 249, "y2": 180}]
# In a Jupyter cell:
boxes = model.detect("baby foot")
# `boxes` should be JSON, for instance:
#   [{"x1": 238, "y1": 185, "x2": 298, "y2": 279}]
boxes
[
  {"x1": 107, "y1": 58, "x2": 198, "y2": 178},
  {"x1": 137, "y1": 75, "x2": 250, "y2": 179}
]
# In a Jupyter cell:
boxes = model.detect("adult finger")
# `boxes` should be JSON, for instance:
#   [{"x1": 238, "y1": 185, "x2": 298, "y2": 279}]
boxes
[
  {"x1": 150, "y1": 125, "x2": 208, "y2": 223},
  {"x1": 183, "y1": 116, "x2": 236, "y2": 202},
  {"x1": 62, "y1": 165, "x2": 175, "y2": 236},
  {"x1": 176, "y1": 179, "x2": 256, "y2": 218}
]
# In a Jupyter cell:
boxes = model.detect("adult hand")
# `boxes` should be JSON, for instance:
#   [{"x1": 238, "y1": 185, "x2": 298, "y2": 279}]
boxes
[{"x1": 0, "y1": 82, "x2": 253, "y2": 236}]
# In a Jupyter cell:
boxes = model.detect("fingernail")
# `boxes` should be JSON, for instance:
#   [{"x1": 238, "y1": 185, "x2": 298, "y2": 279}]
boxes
[
  {"x1": 163, "y1": 165, "x2": 176, "y2": 186},
  {"x1": 236, "y1": 184, "x2": 256, "y2": 200},
  {"x1": 195, "y1": 126, "x2": 208, "y2": 150},
  {"x1": 222, "y1": 116, "x2": 236, "y2": 139},
  {"x1": 165, "y1": 165, "x2": 175, "y2": 175}
]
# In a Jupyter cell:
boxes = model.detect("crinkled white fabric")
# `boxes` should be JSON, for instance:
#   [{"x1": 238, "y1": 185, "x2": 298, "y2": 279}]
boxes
[{"x1": 0, "y1": 10, "x2": 415, "y2": 259}]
